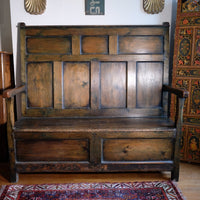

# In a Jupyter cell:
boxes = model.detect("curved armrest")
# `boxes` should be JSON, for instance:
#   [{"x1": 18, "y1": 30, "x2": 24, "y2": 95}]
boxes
[
  {"x1": 3, "y1": 85, "x2": 26, "y2": 98},
  {"x1": 163, "y1": 85, "x2": 189, "y2": 98}
]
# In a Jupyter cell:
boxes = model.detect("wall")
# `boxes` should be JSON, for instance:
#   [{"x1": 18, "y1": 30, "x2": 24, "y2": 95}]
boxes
[
  {"x1": 9, "y1": 0, "x2": 173, "y2": 80},
  {"x1": 0, "y1": 0, "x2": 12, "y2": 52}
]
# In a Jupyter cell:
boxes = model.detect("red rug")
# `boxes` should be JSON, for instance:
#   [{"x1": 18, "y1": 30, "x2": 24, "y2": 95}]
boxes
[{"x1": 0, "y1": 181, "x2": 185, "y2": 200}]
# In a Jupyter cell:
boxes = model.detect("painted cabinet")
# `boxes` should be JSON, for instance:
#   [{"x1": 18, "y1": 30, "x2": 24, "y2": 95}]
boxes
[{"x1": 172, "y1": 0, "x2": 200, "y2": 163}]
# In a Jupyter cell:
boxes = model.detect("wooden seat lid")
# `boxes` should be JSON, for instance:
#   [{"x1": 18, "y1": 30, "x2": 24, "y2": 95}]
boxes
[{"x1": 14, "y1": 117, "x2": 175, "y2": 133}]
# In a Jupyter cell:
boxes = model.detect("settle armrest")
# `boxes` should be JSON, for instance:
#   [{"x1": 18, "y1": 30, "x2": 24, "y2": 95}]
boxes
[
  {"x1": 163, "y1": 85, "x2": 189, "y2": 98},
  {"x1": 3, "y1": 85, "x2": 26, "y2": 98}
]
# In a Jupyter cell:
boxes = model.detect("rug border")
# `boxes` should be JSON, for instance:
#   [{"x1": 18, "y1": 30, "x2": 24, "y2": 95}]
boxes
[
  {"x1": 171, "y1": 181, "x2": 187, "y2": 200},
  {"x1": 0, "y1": 180, "x2": 186, "y2": 200}
]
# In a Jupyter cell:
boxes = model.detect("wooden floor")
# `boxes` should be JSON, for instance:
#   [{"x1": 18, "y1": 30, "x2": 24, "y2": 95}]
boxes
[{"x1": 0, "y1": 162, "x2": 199, "y2": 200}]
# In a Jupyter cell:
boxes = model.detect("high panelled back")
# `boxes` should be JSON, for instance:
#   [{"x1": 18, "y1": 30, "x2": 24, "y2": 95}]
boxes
[{"x1": 20, "y1": 24, "x2": 169, "y2": 118}]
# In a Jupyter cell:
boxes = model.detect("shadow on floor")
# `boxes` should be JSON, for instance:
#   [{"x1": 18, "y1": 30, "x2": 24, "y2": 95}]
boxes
[{"x1": 0, "y1": 162, "x2": 10, "y2": 183}]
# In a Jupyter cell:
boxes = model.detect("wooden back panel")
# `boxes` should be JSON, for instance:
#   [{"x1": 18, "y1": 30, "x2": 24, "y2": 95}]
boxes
[{"x1": 20, "y1": 23, "x2": 169, "y2": 118}]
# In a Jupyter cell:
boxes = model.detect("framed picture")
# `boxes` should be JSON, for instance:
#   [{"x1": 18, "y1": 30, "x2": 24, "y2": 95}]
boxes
[{"x1": 85, "y1": 0, "x2": 105, "y2": 15}]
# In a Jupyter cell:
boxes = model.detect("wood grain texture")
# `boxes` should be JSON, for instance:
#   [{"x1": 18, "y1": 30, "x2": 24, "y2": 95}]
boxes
[
  {"x1": 16, "y1": 139, "x2": 89, "y2": 161},
  {"x1": 20, "y1": 25, "x2": 169, "y2": 117},
  {"x1": 81, "y1": 36, "x2": 108, "y2": 54},
  {"x1": 119, "y1": 36, "x2": 163, "y2": 54},
  {"x1": 63, "y1": 62, "x2": 90, "y2": 108},
  {"x1": 13, "y1": 118, "x2": 176, "y2": 133},
  {"x1": 100, "y1": 62, "x2": 126, "y2": 108},
  {"x1": 27, "y1": 62, "x2": 53, "y2": 108},
  {"x1": 103, "y1": 139, "x2": 173, "y2": 161},
  {"x1": 136, "y1": 62, "x2": 163, "y2": 108},
  {"x1": 27, "y1": 37, "x2": 71, "y2": 54}
]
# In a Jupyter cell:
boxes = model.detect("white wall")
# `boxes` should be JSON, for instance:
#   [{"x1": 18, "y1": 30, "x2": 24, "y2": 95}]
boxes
[{"x1": 9, "y1": 0, "x2": 173, "y2": 79}]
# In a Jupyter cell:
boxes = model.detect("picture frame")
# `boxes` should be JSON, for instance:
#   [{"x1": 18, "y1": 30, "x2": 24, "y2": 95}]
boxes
[{"x1": 85, "y1": 0, "x2": 105, "y2": 15}]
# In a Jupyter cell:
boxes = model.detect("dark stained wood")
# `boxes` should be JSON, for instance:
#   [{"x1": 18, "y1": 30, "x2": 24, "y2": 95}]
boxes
[
  {"x1": 119, "y1": 36, "x2": 163, "y2": 54},
  {"x1": 81, "y1": 36, "x2": 108, "y2": 54},
  {"x1": 72, "y1": 35, "x2": 81, "y2": 55},
  {"x1": 27, "y1": 62, "x2": 53, "y2": 108},
  {"x1": 27, "y1": 37, "x2": 72, "y2": 54},
  {"x1": 16, "y1": 139, "x2": 89, "y2": 162},
  {"x1": 109, "y1": 35, "x2": 118, "y2": 55},
  {"x1": 13, "y1": 118, "x2": 176, "y2": 134},
  {"x1": 91, "y1": 60, "x2": 100, "y2": 109},
  {"x1": 63, "y1": 62, "x2": 90, "y2": 108},
  {"x1": 103, "y1": 139, "x2": 173, "y2": 161},
  {"x1": 127, "y1": 61, "x2": 136, "y2": 108},
  {"x1": 100, "y1": 62, "x2": 126, "y2": 108},
  {"x1": 6, "y1": 97, "x2": 18, "y2": 182},
  {"x1": 136, "y1": 62, "x2": 163, "y2": 108},
  {"x1": 163, "y1": 85, "x2": 189, "y2": 98},
  {"x1": 3, "y1": 23, "x2": 187, "y2": 182},
  {"x1": 3, "y1": 85, "x2": 25, "y2": 98},
  {"x1": 53, "y1": 62, "x2": 63, "y2": 109}
]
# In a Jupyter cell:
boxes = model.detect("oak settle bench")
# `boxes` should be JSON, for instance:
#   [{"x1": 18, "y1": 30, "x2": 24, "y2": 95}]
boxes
[{"x1": 3, "y1": 23, "x2": 188, "y2": 182}]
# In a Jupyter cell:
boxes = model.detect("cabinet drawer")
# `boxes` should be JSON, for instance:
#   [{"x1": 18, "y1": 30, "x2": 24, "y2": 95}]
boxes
[
  {"x1": 16, "y1": 139, "x2": 89, "y2": 162},
  {"x1": 103, "y1": 139, "x2": 173, "y2": 162}
]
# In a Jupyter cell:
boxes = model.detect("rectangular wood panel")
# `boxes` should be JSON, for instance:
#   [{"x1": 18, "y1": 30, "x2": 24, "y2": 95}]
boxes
[
  {"x1": 100, "y1": 62, "x2": 127, "y2": 108},
  {"x1": 118, "y1": 36, "x2": 163, "y2": 54},
  {"x1": 16, "y1": 139, "x2": 89, "y2": 161},
  {"x1": 81, "y1": 36, "x2": 108, "y2": 54},
  {"x1": 103, "y1": 138, "x2": 173, "y2": 161},
  {"x1": 27, "y1": 62, "x2": 53, "y2": 108},
  {"x1": 63, "y1": 62, "x2": 90, "y2": 108},
  {"x1": 136, "y1": 62, "x2": 163, "y2": 108},
  {"x1": 26, "y1": 37, "x2": 72, "y2": 54}
]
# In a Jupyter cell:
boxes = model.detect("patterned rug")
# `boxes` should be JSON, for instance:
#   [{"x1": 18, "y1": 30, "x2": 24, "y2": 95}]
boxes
[{"x1": 0, "y1": 181, "x2": 185, "y2": 200}]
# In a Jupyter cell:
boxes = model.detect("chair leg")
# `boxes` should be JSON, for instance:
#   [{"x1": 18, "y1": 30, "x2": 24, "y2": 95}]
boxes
[
  {"x1": 9, "y1": 158, "x2": 18, "y2": 183},
  {"x1": 10, "y1": 169, "x2": 18, "y2": 183},
  {"x1": 171, "y1": 167, "x2": 179, "y2": 182}
]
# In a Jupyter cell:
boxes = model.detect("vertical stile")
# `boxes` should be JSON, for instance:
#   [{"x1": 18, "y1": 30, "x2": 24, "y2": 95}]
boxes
[
  {"x1": 109, "y1": 35, "x2": 118, "y2": 55},
  {"x1": 127, "y1": 61, "x2": 137, "y2": 108},
  {"x1": 54, "y1": 62, "x2": 63, "y2": 109},
  {"x1": 20, "y1": 24, "x2": 27, "y2": 116},
  {"x1": 72, "y1": 35, "x2": 81, "y2": 55},
  {"x1": 91, "y1": 60, "x2": 100, "y2": 110}
]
